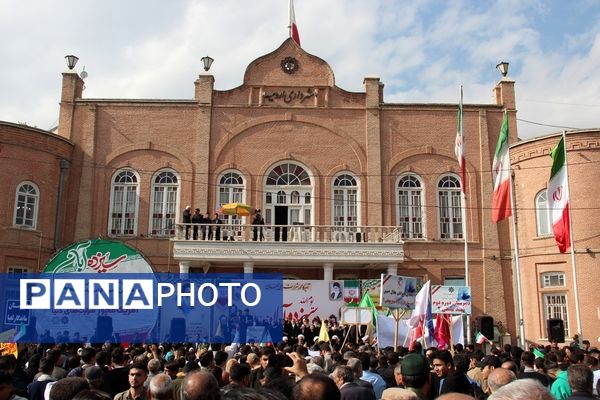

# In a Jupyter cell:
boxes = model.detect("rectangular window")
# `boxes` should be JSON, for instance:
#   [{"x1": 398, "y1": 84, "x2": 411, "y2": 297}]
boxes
[
  {"x1": 8, "y1": 267, "x2": 29, "y2": 274},
  {"x1": 543, "y1": 293, "x2": 569, "y2": 337},
  {"x1": 438, "y1": 190, "x2": 463, "y2": 239},
  {"x1": 542, "y1": 272, "x2": 565, "y2": 288},
  {"x1": 444, "y1": 276, "x2": 465, "y2": 286}
]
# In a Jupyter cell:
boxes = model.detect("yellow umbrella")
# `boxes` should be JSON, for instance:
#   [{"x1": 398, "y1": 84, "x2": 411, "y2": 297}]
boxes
[{"x1": 218, "y1": 202, "x2": 253, "y2": 216}]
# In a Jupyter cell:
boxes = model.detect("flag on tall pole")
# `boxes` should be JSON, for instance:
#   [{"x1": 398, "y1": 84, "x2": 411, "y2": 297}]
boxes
[
  {"x1": 548, "y1": 136, "x2": 571, "y2": 253},
  {"x1": 492, "y1": 110, "x2": 512, "y2": 222},
  {"x1": 455, "y1": 86, "x2": 467, "y2": 194},
  {"x1": 408, "y1": 281, "x2": 434, "y2": 349},
  {"x1": 289, "y1": 0, "x2": 301, "y2": 46}
]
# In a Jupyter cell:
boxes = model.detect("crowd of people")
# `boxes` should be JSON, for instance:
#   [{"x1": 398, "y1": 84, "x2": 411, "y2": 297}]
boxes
[{"x1": 2, "y1": 331, "x2": 600, "y2": 400}]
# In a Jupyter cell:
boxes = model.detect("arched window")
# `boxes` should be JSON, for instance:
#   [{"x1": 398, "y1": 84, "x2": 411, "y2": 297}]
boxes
[
  {"x1": 14, "y1": 182, "x2": 39, "y2": 228},
  {"x1": 437, "y1": 175, "x2": 463, "y2": 239},
  {"x1": 217, "y1": 171, "x2": 245, "y2": 225},
  {"x1": 535, "y1": 190, "x2": 552, "y2": 236},
  {"x1": 109, "y1": 169, "x2": 139, "y2": 236},
  {"x1": 397, "y1": 174, "x2": 424, "y2": 239},
  {"x1": 264, "y1": 162, "x2": 313, "y2": 226},
  {"x1": 266, "y1": 163, "x2": 310, "y2": 185},
  {"x1": 333, "y1": 174, "x2": 358, "y2": 227},
  {"x1": 150, "y1": 170, "x2": 179, "y2": 235}
]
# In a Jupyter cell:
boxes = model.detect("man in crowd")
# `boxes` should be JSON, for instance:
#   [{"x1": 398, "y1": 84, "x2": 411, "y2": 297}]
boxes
[
  {"x1": 332, "y1": 365, "x2": 376, "y2": 400},
  {"x1": 114, "y1": 363, "x2": 148, "y2": 400},
  {"x1": 431, "y1": 350, "x2": 471, "y2": 397}
]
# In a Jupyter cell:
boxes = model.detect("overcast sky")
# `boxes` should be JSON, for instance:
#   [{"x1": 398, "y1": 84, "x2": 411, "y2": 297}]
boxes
[{"x1": 1, "y1": 0, "x2": 599, "y2": 140}]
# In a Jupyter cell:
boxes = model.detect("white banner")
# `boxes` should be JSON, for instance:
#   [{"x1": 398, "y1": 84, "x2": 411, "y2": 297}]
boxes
[
  {"x1": 283, "y1": 281, "x2": 344, "y2": 321},
  {"x1": 376, "y1": 315, "x2": 464, "y2": 348}
]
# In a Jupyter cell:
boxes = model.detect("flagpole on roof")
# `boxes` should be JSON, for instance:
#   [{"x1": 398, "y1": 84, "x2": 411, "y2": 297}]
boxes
[
  {"x1": 562, "y1": 130, "x2": 583, "y2": 343},
  {"x1": 288, "y1": 0, "x2": 292, "y2": 38}
]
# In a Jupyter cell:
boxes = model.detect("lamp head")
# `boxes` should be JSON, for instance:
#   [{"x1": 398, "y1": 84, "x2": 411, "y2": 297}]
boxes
[
  {"x1": 496, "y1": 61, "x2": 509, "y2": 77},
  {"x1": 201, "y1": 56, "x2": 214, "y2": 72},
  {"x1": 65, "y1": 55, "x2": 79, "y2": 70}
]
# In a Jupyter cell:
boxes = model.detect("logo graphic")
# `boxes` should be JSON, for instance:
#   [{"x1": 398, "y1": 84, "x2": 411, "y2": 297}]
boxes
[{"x1": 552, "y1": 186, "x2": 563, "y2": 201}]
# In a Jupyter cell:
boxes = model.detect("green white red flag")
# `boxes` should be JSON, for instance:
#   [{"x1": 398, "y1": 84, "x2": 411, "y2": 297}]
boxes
[
  {"x1": 455, "y1": 87, "x2": 467, "y2": 194},
  {"x1": 290, "y1": 0, "x2": 301, "y2": 46},
  {"x1": 548, "y1": 136, "x2": 571, "y2": 253},
  {"x1": 492, "y1": 111, "x2": 512, "y2": 222},
  {"x1": 475, "y1": 331, "x2": 491, "y2": 345}
]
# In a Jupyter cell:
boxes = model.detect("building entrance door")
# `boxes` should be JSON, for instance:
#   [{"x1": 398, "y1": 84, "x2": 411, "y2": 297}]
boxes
[{"x1": 274, "y1": 206, "x2": 288, "y2": 241}]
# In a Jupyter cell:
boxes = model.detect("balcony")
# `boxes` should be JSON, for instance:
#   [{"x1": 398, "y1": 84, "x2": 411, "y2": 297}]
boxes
[{"x1": 172, "y1": 223, "x2": 404, "y2": 268}]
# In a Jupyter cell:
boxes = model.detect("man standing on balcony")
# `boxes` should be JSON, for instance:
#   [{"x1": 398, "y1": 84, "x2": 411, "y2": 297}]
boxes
[
  {"x1": 252, "y1": 209, "x2": 265, "y2": 241},
  {"x1": 212, "y1": 213, "x2": 222, "y2": 240},
  {"x1": 192, "y1": 208, "x2": 202, "y2": 240},
  {"x1": 183, "y1": 206, "x2": 191, "y2": 239}
]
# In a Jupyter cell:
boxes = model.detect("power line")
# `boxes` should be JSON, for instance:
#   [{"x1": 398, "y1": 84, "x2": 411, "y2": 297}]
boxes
[{"x1": 517, "y1": 118, "x2": 581, "y2": 130}]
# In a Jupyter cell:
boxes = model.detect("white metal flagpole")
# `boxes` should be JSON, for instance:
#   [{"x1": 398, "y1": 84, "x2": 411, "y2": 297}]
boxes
[
  {"x1": 561, "y1": 130, "x2": 583, "y2": 341},
  {"x1": 288, "y1": 0, "x2": 292, "y2": 37},
  {"x1": 509, "y1": 168, "x2": 525, "y2": 348},
  {"x1": 458, "y1": 86, "x2": 471, "y2": 343}
]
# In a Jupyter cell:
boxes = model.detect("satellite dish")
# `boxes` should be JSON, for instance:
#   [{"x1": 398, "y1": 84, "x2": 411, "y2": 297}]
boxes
[{"x1": 80, "y1": 66, "x2": 88, "y2": 79}]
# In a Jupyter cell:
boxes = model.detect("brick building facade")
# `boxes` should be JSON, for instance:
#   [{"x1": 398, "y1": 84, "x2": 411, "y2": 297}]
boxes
[
  {"x1": 511, "y1": 130, "x2": 600, "y2": 343},
  {"x1": 5, "y1": 38, "x2": 592, "y2": 344}
]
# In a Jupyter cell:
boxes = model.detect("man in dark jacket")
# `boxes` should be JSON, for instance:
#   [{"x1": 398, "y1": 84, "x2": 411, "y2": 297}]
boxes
[
  {"x1": 183, "y1": 206, "x2": 191, "y2": 239},
  {"x1": 431, "y1": 350, "x2": 472, "y2": 398},
  {"x1": 333, "y1": 365, "x2": 375, "y2": 400}
]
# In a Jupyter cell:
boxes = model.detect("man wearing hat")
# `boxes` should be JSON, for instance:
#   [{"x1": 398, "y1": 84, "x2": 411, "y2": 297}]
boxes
[{"x1": 397, "y1": 353, "x2": 431, "y2": 400}]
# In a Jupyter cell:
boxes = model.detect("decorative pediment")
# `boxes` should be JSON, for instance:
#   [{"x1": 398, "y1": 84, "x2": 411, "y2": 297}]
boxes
[{"x1": 243, "y1": 38, "x2": 335, "y2": 87}]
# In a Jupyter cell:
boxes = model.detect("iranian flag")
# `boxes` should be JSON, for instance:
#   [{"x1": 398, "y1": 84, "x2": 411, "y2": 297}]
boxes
[
  {"x1": 492, "y1": 111, "x2": 512, "y2": 222},
  {"x1": 475, "y1": 331, "x2": 490, "y2": 345},
  {"x1": 455, "y1": 86, "x2": 467, "y2": 194},
  {"x1": 548, "y1": 136, "x2": 571, "y2": 253},
  {"x1": 290, "y1": 0, "x2": 301, "y2": 46}
]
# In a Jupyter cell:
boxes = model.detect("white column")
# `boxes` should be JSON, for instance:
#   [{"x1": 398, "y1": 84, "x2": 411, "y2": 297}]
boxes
[
  {"x1": 323, "y1": 263, "x2": 334, "y2": 281},
  {"x1": 179, "y1": 261, "x2": 190, "y2": 275},
  {"x1": 243, "y1": 261, "x2": 254, "y2": 275},
  {"x1": 387, "y1": 263, "x2": 398, "y2": 276}
]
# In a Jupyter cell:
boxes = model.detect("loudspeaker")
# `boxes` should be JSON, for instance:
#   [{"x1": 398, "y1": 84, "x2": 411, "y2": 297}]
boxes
[
  {"x1": 478, "y1": 315, "x2": 494, "y2": 340},
  {"x1": 170, "y1": 318, "x2": 186, "y2": 342},
  {"x1": 547, "y1": 319, "x2": 565, "y2": 343}
]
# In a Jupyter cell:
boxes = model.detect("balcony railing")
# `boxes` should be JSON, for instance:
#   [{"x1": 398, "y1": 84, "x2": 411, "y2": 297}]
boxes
[{"x1": 174, "y1": 223, "x2": 403, "y2": 244}]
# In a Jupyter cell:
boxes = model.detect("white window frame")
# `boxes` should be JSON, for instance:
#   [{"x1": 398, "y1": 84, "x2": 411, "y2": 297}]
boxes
[
  {"x1": 543, "y1": 293, "x2": 570, "y2": 338},
  {"x1": 216, "y1": 170, "x2": 246, "y2": 226},
  {"x1": 263, "y1": 162, "x2": 313, "y2": 226},
  {"x1": 149, "y1": 169, "x2": 179, "y2": 236},
  {"x1": 13, "y1": 181, "x2": 40, "y2": 229},
  {"x1": 396, "y1": 173, "x2": 425, "y2": 239},
  {"x1": 535, "y1": 189, "x2": 552, "y2": 236},
  {"x1": 8, "y1": 266, "x2": 30, "y2": 274},
  {"x1": 541, "y1": 272, "x2": 566, "y2": 288},
  {"x1": 108, "y1": 169, "x2": 140, "y2": 236},
  {"x1": 437, "y1": 174, "x2": 463, "y2": 240},
  {"x1": 332, "y1": 173, "x2": 360, "y2": 228}
]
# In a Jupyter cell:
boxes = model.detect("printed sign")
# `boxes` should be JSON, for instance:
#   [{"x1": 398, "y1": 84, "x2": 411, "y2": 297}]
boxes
[
  {"x1": 341, "y1": 307, "x2": 373, "y2": 325},
  {"x1": 343, "y1": 281, "x2": 360, "y2": 304},
  {"x1": 379, "y1": 275, "x2": 418, "y2": 309},
  {"x1": 4, "y1": 300, "x2": 29, "y2": 326},
  {"x1": 43, "y1": 238, "x2": 154, "y2": 274},
  {"x1": 283, "y1": 281, "x2": 344, "y2": 321},
  {"x1": 431, "y1": 285, "x2": 472, "y2": 315}
]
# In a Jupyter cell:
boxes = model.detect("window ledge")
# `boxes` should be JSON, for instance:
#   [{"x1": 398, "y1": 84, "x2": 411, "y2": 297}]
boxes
[
  {"x1": 533, "y1": 234, "x2": 554, "y2": 240},
  {"x1": 9, "y1": 225, "x2": 39, "y2": 232}
]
